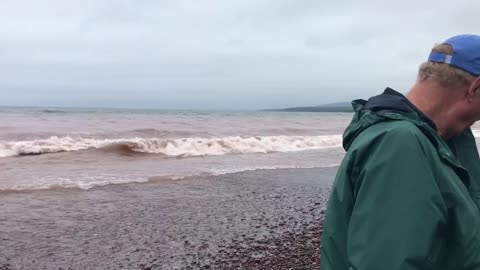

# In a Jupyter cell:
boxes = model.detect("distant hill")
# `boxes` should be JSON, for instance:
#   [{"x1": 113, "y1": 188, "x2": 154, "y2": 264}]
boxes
[
  {"x1": 263, "y1": 102, "x2": 353, "y2": 113},
  {"x1": 316, "y1": 102, "x2": 351, "y2": 108}
]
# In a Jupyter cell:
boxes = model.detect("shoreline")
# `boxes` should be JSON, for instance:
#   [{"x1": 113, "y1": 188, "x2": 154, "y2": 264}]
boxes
[
  {"x1": 0, "y1": 167, "x2": 335, "y2": 269},
  {"x1": 0, "y1": 165, "x2": 340, "y2": 194}
]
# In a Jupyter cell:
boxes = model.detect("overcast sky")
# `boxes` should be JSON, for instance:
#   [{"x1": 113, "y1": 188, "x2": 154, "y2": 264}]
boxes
[{"x1": 0, "y1": 0, "x2": 478, "y2": 110}]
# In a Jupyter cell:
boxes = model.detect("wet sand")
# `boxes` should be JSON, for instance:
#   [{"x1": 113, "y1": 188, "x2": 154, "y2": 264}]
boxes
[{"x1": 0, "y1": 167, "x2": 336, "y2": 270}]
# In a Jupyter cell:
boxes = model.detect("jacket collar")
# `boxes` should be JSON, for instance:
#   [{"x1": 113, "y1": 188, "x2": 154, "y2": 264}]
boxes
[{"x1": 364, "y1": 87, "x2": 437, "y2": 130}]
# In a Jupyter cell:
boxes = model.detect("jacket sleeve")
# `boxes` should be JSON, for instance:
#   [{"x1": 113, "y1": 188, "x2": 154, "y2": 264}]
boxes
[{"x1": 347, "y1": 128, "x2": 448, "y2": 270}]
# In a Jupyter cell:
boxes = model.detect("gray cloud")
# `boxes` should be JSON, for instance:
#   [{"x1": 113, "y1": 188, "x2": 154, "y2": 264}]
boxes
[{"x1": 0, "y1": 0, "x2": 479, "y2": 109}]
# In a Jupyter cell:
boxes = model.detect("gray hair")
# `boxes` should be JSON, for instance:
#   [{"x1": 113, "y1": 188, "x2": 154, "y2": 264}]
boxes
[{"x1": 418, "y1": 44, "x2": 475, "y2": 88}]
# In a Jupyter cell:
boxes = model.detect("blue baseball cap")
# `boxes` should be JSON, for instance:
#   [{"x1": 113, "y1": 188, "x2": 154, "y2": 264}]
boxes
[{"x1": 428, "y1": 34, "x2": 480, "y2": 76}]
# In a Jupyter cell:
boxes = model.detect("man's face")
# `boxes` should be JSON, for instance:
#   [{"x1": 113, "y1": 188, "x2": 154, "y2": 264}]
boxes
[
  {"x1": 462, "y1": 77, "x2": 480, "y2": 125},
  {"x1": 442, "y1": 77, "x2": 480, "y2": 137}
]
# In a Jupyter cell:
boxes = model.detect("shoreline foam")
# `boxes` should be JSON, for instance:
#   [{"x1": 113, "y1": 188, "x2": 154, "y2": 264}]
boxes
[{"x1": 0, "y1": 165, "x2": 340, "y2": 192}]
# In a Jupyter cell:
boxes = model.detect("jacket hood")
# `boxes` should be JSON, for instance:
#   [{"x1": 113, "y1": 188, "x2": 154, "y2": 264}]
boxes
[{"x1": 343, "y1": 88, "x2": 436, "y2": 150}]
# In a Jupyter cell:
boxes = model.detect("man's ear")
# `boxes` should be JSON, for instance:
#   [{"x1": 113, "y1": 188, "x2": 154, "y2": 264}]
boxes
[
  {"x1": 465, "y1": 77, "x2": 480, "y2": 102},
  {"x1": 468, "y1": 76, "x2": 480, "y2": 97}
]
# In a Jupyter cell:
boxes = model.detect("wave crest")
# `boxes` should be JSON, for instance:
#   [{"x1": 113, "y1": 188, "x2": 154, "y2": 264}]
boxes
[{"x1": 0, "y1": 135, "x2": 342, "y2": 158}]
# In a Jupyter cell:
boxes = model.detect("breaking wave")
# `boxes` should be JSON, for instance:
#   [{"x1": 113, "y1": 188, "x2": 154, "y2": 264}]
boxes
[{"x1": 0, "y1": 135, "x2": 343, "y2": 158}]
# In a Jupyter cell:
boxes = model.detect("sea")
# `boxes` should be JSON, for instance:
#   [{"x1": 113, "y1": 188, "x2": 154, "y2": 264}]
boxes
[
  {"x1": 4, "y1": 106, "x2": 480, "y2": 269},
  {"x1": 1, "y1": 106, "x2": 479, "y2": 192}
]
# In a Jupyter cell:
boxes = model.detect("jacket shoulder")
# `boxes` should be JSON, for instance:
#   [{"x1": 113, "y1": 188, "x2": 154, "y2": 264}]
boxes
[{"x1": 349, "y1": 120, "x2": 430, "y2": 151}]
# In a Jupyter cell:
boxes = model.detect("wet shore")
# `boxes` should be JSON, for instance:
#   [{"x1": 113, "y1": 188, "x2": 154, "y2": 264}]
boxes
[{"x1": 0, "y1": 167, "x2": 335, "y2": 269}]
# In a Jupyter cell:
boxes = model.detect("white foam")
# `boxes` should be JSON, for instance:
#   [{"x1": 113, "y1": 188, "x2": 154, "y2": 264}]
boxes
[
  {"x1": 0, "y1": 135, "x2": 343, "y2": 158},
  {"x1": 1, "y1": 174, "x2": 152, "y2": 191},
  {"x1": 0, "y1": 164, "x2": 340, "y2": 191},
  {"x1": 208, "y1": 164, "x2": 340, "y2": 176}
]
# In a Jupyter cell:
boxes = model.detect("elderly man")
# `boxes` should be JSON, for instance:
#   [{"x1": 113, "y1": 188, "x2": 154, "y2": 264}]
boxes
[{"x1": 321, "y1": 34, "x2": 480, "y2": 269}]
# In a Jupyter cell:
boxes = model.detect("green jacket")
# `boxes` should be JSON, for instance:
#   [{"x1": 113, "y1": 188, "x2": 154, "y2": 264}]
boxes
[{"x1": 321, "y1": 89, "x2": 480, "y2": 270}]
